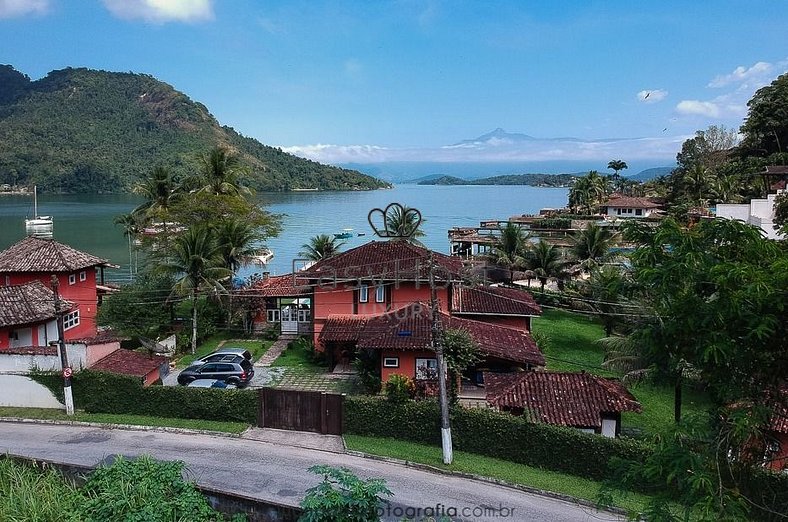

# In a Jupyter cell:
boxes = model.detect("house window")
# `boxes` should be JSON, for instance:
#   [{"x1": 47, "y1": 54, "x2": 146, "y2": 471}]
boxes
[
  {"x1": 266, "y1": 309, "x2": 281, "y2": 323},
  {"x1": 383, "y1": 357, "x2": 399, "y2": 368},
  {"x1": 616, "y1": 208, "x2": 621, "y2": 215},
  {"x1": 635, "y1": 209, "x2": 643, "y2": 216},
  {"x1": 68, "y1": 274, "x2": 76, "y2": 285},
  {"x1": 79, "y1": 271, "x2": 87, "y2": 282},
  {"x1": 359, "y1": 284, "x2": 369, "y2": 303},
  {"x1": 297, "y1": 309, "x2": 311, "y2": 322},
  {"x1": 63, "y1": 310, "x2": 80, "y2": 330},
  {"x1": 415, "y1": 358, "x2": 438, "y2": 380},
  {"x1": 375, "y1": 285, "x2": 385, "y2": 303}
]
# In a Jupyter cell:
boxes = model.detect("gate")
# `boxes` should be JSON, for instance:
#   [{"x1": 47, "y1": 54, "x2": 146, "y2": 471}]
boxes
[{"x1": 257, "y1": 387, "x2": 344, "y2": 435}]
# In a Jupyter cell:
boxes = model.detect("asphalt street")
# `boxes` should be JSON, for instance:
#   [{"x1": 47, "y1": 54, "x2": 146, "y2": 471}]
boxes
[{"x1": 0, "y1": 422, "x2": 622, "y2": 522}]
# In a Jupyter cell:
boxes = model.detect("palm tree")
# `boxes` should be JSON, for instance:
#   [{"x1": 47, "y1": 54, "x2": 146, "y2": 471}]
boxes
[
  {"x1": 488, "y1": 223, "x2": 529, "y2": 279},
  {"x1": 114, "y1": 213, "x2": 143, "y2": 278},
  {"x1": 160, "y1": 226, "x2": 230, "y2": 353},
  {"x1": 385, "y1": 204, "x2": 425, "y2": 244},
  {"x1": 710, "y1": 174, "x2": 743, "y2": 204},
  {"x1": 525, "y1": 240, "x2": 564, "y2": 291},
  {"x1": 570, "y1": 223, "x2": 618, "y2": 268},
  {"x1": 300, "y1": 234, "x2": 345, "y2": 261},
  {"x1": 193, "y1": 147, "x2": 251, "y2": 198},
  {"x1": 607, "y1": 160, "x2": 628, "y2": 177},
  {"x1": 568, "y1": 176, "x2": 595, "y2": 214},
  {"x1": 682, "y1": 164, "x2": 711, "y2": 206},
  {"x1": 214, "y1": 219, "x2": 264, "y2": 273},
  {"x1": 132, "y1": 166, "x2": 177, "y2": 221}
]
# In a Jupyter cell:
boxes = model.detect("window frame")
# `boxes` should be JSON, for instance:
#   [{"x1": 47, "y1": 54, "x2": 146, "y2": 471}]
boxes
[
  {"x1": 375, "y1": 284, "x2": 385, "y2": 303},
  {"x1": 79, "y1": 271, "x2": 87, "y2": 282},
  {"x1": 68, "y1": 274, "x2": 76, "y2": 285},
  {"x1": 266, "y1": 309, "x2": 281, "y2": 323},
  {"x1": 359, "y1": 284, "x2": 369, "y2": 303},
  {"x1": 63, "y1": 310, "x2": 80, "y2": 331},
  {"x1": 382, "y1": 357, "x2": 400, "y2": 368},
  {"x1": 415, "y1": 357, "x2": 438, "y2": 380}
]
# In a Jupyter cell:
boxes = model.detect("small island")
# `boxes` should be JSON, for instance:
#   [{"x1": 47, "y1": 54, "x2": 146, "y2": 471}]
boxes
[{"x1": 417, "y1": 173, "x2": 579, "y2": 187}]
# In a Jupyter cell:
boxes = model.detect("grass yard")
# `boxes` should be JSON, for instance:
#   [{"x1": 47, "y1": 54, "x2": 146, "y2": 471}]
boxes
[
  {"x1": 0, "y1": 458, "x2": 80, "y2": 521},
  {"x1": 532, "y1": 308, "x2": 711, "y2": 435},
  {"x1": 344, "y1": 434, "x2": 652, "y2": 514},
  {"x1": 176, "y1": 333, "x2": 271, "y2": 368},
  {"x1": 270, "y1": 338, "x2": 328, "y2": 374},
  {"x1": 0, "y1": 407, "x2": 249, "y2": 434}
]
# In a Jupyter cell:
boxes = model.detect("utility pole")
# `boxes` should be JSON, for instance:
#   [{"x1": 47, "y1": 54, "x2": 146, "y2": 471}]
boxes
[
  {"x1": 50, "y1": 275, "x2": 74, "y2": 415},
  {"x1": 428, "y1": 253, "x2": 453, "y2": 464}
]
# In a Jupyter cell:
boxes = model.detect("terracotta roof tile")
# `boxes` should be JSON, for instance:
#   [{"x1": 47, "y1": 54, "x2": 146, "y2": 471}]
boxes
[
  {"x1": 452, "y1": 286, "x2": 541, "y2": 317},
  {"x1": 91, "y1": 349, "x2": 165, "y2": 378},
  {"x1": 0, "y1": 236, "x2": 109, "y2": 273},
  {"x1": 602, "y1": 197, "x2": 663, "y2": 209},
  {"x1": 319, "y1": 302, "x2": 544, "y2": 366},
  {"x1": 484, "y1": 371, "x2": 642, "y2": 428},
  {"x1": 2, "y1": 346, "x2": 58, "y2": 356},
  {"x1": 67, "y1": 330, "x2": 123, "y2": 345},
  {"x1": 0, "y1": 281, "x2": 72, "y2": 328},
  {"x1": 302, "y1": 241, "x2": 465, "y2": 282}
]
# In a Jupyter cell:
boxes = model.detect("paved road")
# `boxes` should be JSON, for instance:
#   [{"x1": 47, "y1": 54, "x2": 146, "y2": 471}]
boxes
[{"x1": 0, "y1": 422, "x2": 621, "y2": 522}]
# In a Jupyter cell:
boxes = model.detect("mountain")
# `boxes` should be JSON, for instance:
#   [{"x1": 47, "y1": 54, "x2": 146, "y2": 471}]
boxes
[
  {"x1": 627, "y1": 166, "x2": 674, "y2": 181},
  {"x1": 0, "y1": 65, "x2": 388, "y2": 193},
  {"x1": 418, "y1": 173, "x2": 579, "y2": 187}
]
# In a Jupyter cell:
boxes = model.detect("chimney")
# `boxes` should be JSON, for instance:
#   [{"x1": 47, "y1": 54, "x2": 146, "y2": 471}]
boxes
[{"x1": 262, "y1": 272, "x2": 270, "y2": 280}]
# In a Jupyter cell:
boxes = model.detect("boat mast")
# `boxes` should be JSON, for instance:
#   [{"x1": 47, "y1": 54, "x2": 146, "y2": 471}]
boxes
[{"x1": 33, "y1": 185, "x2": 38, "y2": 218}]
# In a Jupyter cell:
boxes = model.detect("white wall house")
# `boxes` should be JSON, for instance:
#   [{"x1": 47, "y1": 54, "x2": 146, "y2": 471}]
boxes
[
  {"x1": 602, "y1": 197, "x2": 662, "y2": 219},
  {"x1": 717, "y1": 191, "x2": 784, "y2": 240}
]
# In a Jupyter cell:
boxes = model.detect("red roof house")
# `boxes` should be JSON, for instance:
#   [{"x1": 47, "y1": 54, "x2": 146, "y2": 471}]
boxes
[
  {"x1": 0, "y1": 237, "x2": 113, "y2": 341},
  {"x1": 602, "y1": 197, "x2": 663, "y2": 219},
  {"x1": 484, "y1": 371, "x2": 642, "y2": 437},
  {"x1": 0, "y1": 281, "x2": 71, "y2": 349},
  {"x1": 91, "y1": 349, "x2": 167, "y2": 387}
]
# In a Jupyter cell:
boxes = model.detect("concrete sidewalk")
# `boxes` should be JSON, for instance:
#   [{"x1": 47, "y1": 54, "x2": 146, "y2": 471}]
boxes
[{"x1": 241, "y1": 427, "x2": 345, "y2": 453}]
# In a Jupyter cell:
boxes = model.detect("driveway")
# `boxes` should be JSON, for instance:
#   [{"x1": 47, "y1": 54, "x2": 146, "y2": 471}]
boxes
[{"x1": 0, "y1": 422, "x2": 621, "y2": 522}]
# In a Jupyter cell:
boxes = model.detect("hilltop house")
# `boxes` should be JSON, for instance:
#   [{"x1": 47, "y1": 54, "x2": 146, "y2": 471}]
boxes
[
  {"x1": 250, "y1": 240, "x2": 543, "y2": 383},
  {"x1": 0, "y1": 236, "x2": 114, "y2": 341},
  {"x1": 0, "y1": 281, "x2": 70, "y2": 349},
  {"x1": 483, "y1": 371, "x2": 642, "y2": 438}
]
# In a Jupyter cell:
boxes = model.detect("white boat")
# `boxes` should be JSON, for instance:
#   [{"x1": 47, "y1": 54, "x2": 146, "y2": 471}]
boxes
[
  {"x1": 25, "y1": 186, "x2": 53, "y2": 238},
  {"x1": 250, "y1": 248, "x2": 274, "y2": 265}
]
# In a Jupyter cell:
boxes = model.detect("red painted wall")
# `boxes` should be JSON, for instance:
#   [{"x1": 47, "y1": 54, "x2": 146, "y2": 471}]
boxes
[
  {"x1": 767, "y1": 432, "x2": 788, "y2": 471},
  {"x1": 0, "y1": 319, "x2": 52, "y2": 349},
  {"x1": 380, "y1": 349, "x2": 435, "y2": 383},
  {"x1": 4, "y1": 270, "x2": 98, "y2": 340}
]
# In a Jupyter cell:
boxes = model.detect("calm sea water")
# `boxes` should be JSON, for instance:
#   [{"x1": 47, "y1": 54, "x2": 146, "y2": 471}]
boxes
[{"x1": 0, "y1": 185, "x2": 568, "y2": 282}]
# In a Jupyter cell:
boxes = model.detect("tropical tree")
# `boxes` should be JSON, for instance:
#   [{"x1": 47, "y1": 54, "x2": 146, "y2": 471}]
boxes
[
  {"x1": 568, "y1": 176, "x2": 595, "y2": 214},
  {"x1": 524, "y1": 240, "x2": 565, "y2": 291},
  {"x1": 300, "y1": 234, "x2": 345, "y2": 261},
  {"x1": 740, "y1": 72, "x2": 788, "y2": 156},
  {"x1": 607, "y1": 160, "x2": 628, "y2": 190},
  {"x1": 191, "y1": 147, "x2": 252, "y2": 198},
  {"x1": 442, "y1": 328, "x2": 482, "y2": 398},
  {"x1": 113, "y1": 212, "x2": 143, "y2": 278},
  {"x1": 132, "y1": 166, "x2": 177, "y2": 222},
  {"x1": 709, "y1": 173, "x2": 743, "y2": 203},
  {"x1": 586, "y1": 170, "x2": 612, "y2": 208},
  {"x1": 570, "y1": 222, "x2": 618, "y2": 268},
  {"x1": 582, "y1": 264, "x2": 627, "y2": 336},
  {"x1": 385, "y1": 204, "x2": 425, "y2": 244},
  {"x1": 682, "y1": 164, "x2": 712, "y2": 206},
  {"x1": 160, "y1": 226, "x2": 230, "y2": 353},
  {"x1": 488, "y1": 223, "x2": 529, "y2": 277},
  {"x1": 213, "y1": 218, "x2": 264, "y2": 273}
]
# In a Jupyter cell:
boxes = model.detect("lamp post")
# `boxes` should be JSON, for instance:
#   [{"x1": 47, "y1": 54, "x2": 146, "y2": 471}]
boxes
[{"x1": 428, "y1": 253, "x2": 453, "y2": 464}]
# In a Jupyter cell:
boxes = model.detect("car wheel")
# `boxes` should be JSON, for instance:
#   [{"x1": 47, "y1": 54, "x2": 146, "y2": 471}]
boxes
[{"x1": 180, "y1": 377, "x2": 195, "y2": 386}]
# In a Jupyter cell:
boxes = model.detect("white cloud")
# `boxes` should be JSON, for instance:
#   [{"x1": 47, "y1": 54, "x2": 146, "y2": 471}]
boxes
[
  {"x1": 637, "y1": 89, "x2": 668, "y2": 103},
  {"x1": 675, "y1": 100, "x2": 721, "y2": 118},
  {"x1": 101, "y1": 0, "x2": 214, "y2": 23},
  {"x1": 0, "y1": 0, "x2": 48, "y2": 19},
  {"x1": 708, "y1": 61, "x2": 773, "y2": 88}
]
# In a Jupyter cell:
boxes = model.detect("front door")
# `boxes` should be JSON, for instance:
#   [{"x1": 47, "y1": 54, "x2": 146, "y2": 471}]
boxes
[{"x1": 281, "y1": 305, "x2": 298, "y2": 334}]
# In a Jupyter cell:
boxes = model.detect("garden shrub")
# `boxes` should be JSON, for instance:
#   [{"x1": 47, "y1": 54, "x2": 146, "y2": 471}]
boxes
[
  {"x1": 299, "y1": 465, "x2": 391, "y2": 522},
  {"x1": 532, "y1": 218, "x2": 572, "y2": 229},
  {"x1": 384, "y1": 375, "x2": 414, "y2": 403}
]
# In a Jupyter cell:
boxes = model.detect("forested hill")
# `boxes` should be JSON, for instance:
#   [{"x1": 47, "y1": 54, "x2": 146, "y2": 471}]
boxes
[
  {"x1": 418, "y1": 173, "x2": 578, "y2": 187},
  {"x1": 0, "y1": 65, "x2": 389, "y2": 193}
]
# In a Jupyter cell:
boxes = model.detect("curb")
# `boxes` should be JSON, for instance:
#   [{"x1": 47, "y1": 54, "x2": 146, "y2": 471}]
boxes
[
  {"x1": 0, "y1": 416, "x2": 242, "y2": 439},
  {"x1": 345, "y1": 449, "x2": 628, "y2": 517}
]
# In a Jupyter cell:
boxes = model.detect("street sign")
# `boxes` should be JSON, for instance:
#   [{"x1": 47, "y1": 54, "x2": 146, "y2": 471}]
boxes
[{"x1": 62, "y1": 367, "x2": 72, "y2": 378}]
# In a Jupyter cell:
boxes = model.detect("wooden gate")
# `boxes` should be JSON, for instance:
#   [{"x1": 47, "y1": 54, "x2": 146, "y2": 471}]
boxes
[{"x1": 257, "y1": 388, "x2": 344, "y2": 435}]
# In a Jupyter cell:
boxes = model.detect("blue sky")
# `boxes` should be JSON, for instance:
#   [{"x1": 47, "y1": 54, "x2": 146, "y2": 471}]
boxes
[{"x1": 1, "y1": 0, "x2": 787, "y2": 167}]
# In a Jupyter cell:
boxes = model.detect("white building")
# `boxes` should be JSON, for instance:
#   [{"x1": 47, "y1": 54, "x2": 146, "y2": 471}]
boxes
[
  {"x1": 602, "y1": 197, "x2": 663, "y2": 219},
  {"x1": 717, "y1": 191, "x2": 783, "y2": 240}
]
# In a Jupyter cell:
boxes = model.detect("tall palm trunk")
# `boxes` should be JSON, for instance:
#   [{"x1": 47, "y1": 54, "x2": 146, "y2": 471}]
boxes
[{"x1": 191, "y1": 291, "x2": 198, "y2": 354}]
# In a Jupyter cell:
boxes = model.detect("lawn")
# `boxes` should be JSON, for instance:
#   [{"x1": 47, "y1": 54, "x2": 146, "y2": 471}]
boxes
[
  {"x1": 0, "y1": 407, "x2": 249, "y2": 434},
  {"x1": 532, "y1": 308, "x2": 711, "y2": 435},
  {"x1": 270, "y1": 338, "x2": 328, "y2": 373},
  {"x1": 344, "y1": 434, "x2": 651, "y2": 514},
  {"x1": 176, "y1": 333, "x2": 271, "y2": 368}
]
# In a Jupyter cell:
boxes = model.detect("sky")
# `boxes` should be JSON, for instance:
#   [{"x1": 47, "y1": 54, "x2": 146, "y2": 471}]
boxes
[{"x1": 1, "y1": 0, "x2": 787, "y2": 168}]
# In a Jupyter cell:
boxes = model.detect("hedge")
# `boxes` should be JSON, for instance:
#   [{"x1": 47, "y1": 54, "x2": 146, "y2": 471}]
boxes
[
  {"x1": 30, "y1": 370, "x2": 258, "y2": 425},
  {"x1": 344, "y1": 396, "x2": 650, "y2": 481}
]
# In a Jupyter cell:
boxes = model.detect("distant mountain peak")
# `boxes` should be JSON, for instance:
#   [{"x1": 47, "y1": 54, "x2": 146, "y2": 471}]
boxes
[{"x1": 453, "y1": 128, "x2": 538, "y2": 146}]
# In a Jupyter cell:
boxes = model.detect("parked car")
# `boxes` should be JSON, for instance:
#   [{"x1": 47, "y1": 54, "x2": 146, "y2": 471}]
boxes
[
  {"x1": 187, "y1": 347, "x2": 253, "y2": 367},
  {"x1": 186, "y1": 379, "x2": 236, "y2": 389},
  {"x1": 177, "y1": 359, "x2": 254, "y2": 387}
]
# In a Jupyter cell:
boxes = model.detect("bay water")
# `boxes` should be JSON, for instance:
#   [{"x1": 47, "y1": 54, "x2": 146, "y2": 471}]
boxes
[{"x1": 0, "y1": 185, "x2": 568, "y2": 282}]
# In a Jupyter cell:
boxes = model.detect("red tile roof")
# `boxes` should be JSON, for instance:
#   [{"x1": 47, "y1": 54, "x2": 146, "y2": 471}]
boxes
[
  {"x1": 302, "y1": 241, "x2": 465, "y2": 283},
  {"x1": 602, "y1": 197, "x2": 663, "y2": 209},
  {"x1": 319, "y1": 302, "x2": 544, "y2": 366},
  {"x1": 452, "y1": 286, "x2": 541, "y2": 317},
  {"x1": 247, "y1": 273, "x2": 311, "y2": 297},
  {"x1": 67, "y1": 330, "x2": 123, "y2": 345},
  {"x1": 0, "y1": 281, "x2": 72, "y2": 328},
  {"x1": 1, "y1": 346, "x2": 58, "y2": 356},
  {"x1": 484, "y1": 371, "x2": 642, "y2": 428},
  {"x1": 0, "y1": 236, "x2": 109, "y2": 273},
  {"x1": 91, "y1": 349, "x2": 165, "y2": 378}
]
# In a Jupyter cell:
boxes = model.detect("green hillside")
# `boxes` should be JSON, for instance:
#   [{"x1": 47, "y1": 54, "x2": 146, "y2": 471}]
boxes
[
  {"x1": 0, "y1": 65, "x2": 389, "y2": 193},
  {"x1": 418, "y1": 173, "x2": 578, "y2": 187}
]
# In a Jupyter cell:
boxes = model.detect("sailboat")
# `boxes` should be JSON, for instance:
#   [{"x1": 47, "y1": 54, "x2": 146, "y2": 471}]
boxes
[{"x1": 25, "y1": 186, "x2": 53, "y2": 238}]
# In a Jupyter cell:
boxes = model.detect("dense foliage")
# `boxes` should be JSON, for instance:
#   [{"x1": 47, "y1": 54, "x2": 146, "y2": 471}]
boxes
[
  {"x1": 0, "y1": 66, "x2": 388, "y2": 193},
  {"x1": 300, "y1": 465, "x2": 391, "y2": 522},
  {"x1": 418, "y1": 173, "x2": 579, "y2": 186}
]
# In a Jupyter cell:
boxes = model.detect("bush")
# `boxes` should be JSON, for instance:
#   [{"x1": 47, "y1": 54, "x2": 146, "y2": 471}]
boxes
[
  {"x1": 31, "y1": 370, "x2": 258, "y2": 424},
  {"x1": 384, "y1": 375, "x2": 414, "y2": 403},
  {"x1": 344, "y1": 396, "x2": 651, "y2": 481},
  {"x1": 532, "y1": 218, "x2": 572, "y2": 229},
  {"x1": 299, "y1": 465, "x2": 391, "y2": 522}
]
